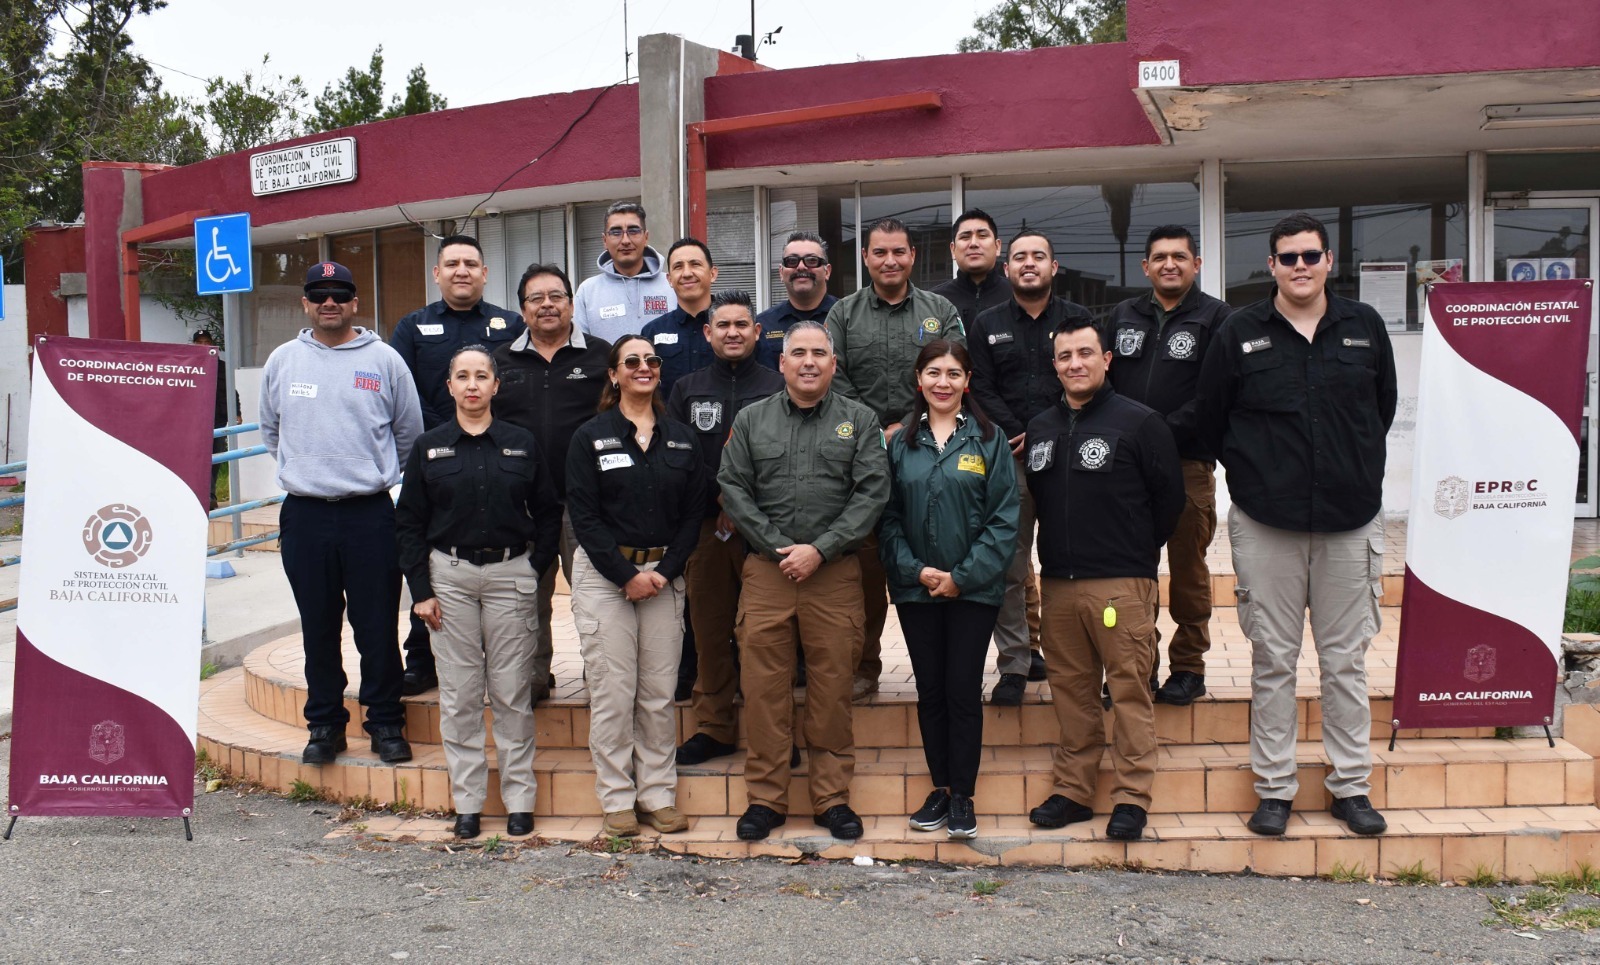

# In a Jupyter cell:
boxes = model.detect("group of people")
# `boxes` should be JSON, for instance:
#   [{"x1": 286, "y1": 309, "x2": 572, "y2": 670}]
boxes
[{"x1": 258, "y1": 199, "x2": 1395, "y2": 846}]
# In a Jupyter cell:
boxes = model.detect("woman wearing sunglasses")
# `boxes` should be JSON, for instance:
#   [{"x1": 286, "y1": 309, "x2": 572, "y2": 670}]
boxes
[
  {"x1": 880, "y1": 339, "x2": 1019, "y2": 840},
  {"x1": 395, "y1": 345, "x2": 562, "y2": 840},
  {"x1": 566, "y1": 336, "x2": 707, "y2": 837}
]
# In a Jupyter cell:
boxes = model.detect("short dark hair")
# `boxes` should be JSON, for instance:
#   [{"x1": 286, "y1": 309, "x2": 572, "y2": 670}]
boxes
[
  {"x1": 1055, "y1": 314, "x2": 1109, "y2": 353},
  {"x1": 1268, "y1": 212, "x2": 1329, "y2": 255},
  {"x1": 709, "y1": 289, "x2": 754, "y2": 319},
  {"x1": 1008, "y1": 229, "x2": 1054, "y2": 259},
  {"x1": 606, "y1": 200, "x2": 647, "y2": 227},
  {"x1": 517, "y1": 263, "x2": 572, "y2": 300},
  {"x1": 448, "y1": 343, "x2": 499, "y2": 379},
  {"x1": 666, "y1": 237, "x2": 714, "y2": 269},
  {"x1": 437, "y1": 235, "x2": 483, "y2": 260},
  {"x1": 1144, "y1": 225, "x2": 1197, "y2": 259},
  {"x1": 951, "y1": 208, "x2": 998, "y2": 237},
  {"x1": 864, "y1": 217, "x2": 911, "y2": 247},
  {"x1": 785, "y1": 230, "x2": 828, "y2": 255}
]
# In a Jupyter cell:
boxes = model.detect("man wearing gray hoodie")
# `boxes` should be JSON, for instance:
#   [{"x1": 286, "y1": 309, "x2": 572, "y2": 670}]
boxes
[
  {"x1": 572, "y1": 201, "x2": 676, "y2": 344},
  {"x1": 259, "y1": 261, "x2": 424, "y2": 767}
]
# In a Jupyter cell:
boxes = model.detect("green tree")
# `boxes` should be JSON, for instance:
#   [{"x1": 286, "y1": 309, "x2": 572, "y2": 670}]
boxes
[
  {"x1": 958, "y1": 0, "x2": 1126, "y2": 52},
  {"x1": 308, "y1": 46, "x2": 447, "y2": 133},
  {"x1": 198, "y1": 56, "x2": 309, "y2": 156},
  {"x1": 387, "y1": 63, "x2": 447, "y2": 118}
]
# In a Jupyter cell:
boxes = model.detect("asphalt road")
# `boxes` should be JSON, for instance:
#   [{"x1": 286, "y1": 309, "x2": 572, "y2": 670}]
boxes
[{"x1": 2, "y1": 738, "x2": 1598, "y2": 964}]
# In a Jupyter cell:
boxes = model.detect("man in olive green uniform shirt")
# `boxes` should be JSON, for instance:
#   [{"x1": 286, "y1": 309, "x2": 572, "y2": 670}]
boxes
[
  {"x1": 719, "y1": 321, "x2": 891, "y2": 842},
  {"x1": 825, "y1": 217, "x2": 964, "y2": 698}
]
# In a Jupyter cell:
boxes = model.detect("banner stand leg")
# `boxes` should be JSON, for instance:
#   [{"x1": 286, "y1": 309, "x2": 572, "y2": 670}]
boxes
[
  {"x1": 3, "y1": 817, "x2": 15, "y2": 840},
  {"x1": 1544, "y1": 725, "x2": 1556, "y2": 749},
  {"x1": 183, "y1": 817, "x2": 193, "y2": 842},
  {"x1": 1388, "y1": 719, "x2": 1401, "y2": 753}
]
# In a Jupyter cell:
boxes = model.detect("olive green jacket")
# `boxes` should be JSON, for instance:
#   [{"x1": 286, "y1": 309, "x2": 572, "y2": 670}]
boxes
[
  {"x1": 825, "y1": 285, "x2": 963, "y2": 427},
  {"x1": 717, "y1": 389, "x2": 890, "y2": 563},
  {"x1": 880, "y1": 414, "x2": 1018, "y2": 607}
]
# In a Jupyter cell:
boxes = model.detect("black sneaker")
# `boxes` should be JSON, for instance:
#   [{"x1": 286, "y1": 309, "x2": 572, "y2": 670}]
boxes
[
  {"x1": 1027, "y1": 650, "x2": 1048, "y2": 682},
  {"x1": 1028, "y1": 794, "x2": 1094, "y2": 828},
  {"x1": 453, "y1": 812, "x2": 481, "y2": 839},
  {"x1": 1155, "y1": 671, "x2": 1206, "y2": 706},
  {"x1": 400, "y1": 670, "x2": 437, "y2": 697},
  {"x1": 814, "y1": 804, "x2": 864, "y2": 840},
  {"x1": 1105, "y1": 803, "x2": 1147, "y2": 840},
  {"x1": 946, "y1": 794, "x2": 977, "y2": 840},
  {"x1": 909, "y1": 789, "x2": 951, "y2": 831},
  {"x1": 301, "y1": 725, "x2": 346, "y2": 765},
  {"x1": 1247, "y1": 798, "x2": 1292, "y2": 836},
  {"x1": 675, "y1": 733, "x2": 737, "y2": 766},
  {"x1": 736, "y1": 804, "x2": 786, "y2": 841},
  {"x1": 369, "y1": 725, "x2": 412, "y2": 764},
  {"x1": 1331, "y1": 795, "x2": 1388, "y2": 836},
  {"x1": 990, "y1": 673, "x2": 1026, "y2": 706}
]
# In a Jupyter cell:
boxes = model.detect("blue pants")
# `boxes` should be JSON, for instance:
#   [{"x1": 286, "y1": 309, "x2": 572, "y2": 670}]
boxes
[{"x1": 279, "y1": 493, "x2": 405, "y2": 733}]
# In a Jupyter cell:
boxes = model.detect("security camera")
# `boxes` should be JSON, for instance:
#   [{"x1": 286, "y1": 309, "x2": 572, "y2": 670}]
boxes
[{"x1": 484, "y1": 206, "x2": 502, "y2": 218}]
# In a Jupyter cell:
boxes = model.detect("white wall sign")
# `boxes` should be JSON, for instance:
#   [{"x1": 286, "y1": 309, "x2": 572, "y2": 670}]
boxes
[
  {"x1": 1137, "y1": 60, "x2": 1181, "y2": 88},
  {"x1": 250, "y1": 137, "x2": 358, "y2": 196}
]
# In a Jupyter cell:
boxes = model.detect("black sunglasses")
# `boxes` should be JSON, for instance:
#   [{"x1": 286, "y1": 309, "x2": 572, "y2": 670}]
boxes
[
  {"x1": 1273, "y1": 249, "x2": 1327, "y2": 268},
  {"x1": 781, "y1": 254, "x2": 828, "y2": 269},
  {"x1": 305, "y1": 288, "x2": 355, "y2": 304}
]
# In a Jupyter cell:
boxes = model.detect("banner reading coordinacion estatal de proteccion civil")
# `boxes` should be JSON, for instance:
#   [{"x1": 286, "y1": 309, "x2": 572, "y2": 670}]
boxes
[
  {"x1": 1395, "y1": 280, "x2": 1594, "y2": 730},
  {"x1": 9, "y1": 336, "x2": 214, "y2": 820}
]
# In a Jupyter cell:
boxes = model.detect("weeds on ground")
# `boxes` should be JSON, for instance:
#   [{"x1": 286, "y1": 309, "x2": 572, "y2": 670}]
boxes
[
  {"x1": 287, "y1": 779, "x2": 323, "y2": 803},
  {"x1": 1565, "y1": 556, "x2": 1600, "y2": 632},
  {"x1": 195, "y1": 749, "x2": 225, "y2": 783},
  {"x1": 1388, "y1": 861, "x2": 1439, "y2": 885},
  {"x1": 1463, "y1": 864, "x2": 1502, "y2": 888},
  {"x1": 971, "y1": 879, "x2": 1004, "y2": 897},
  {"x1": 482, "y1": 835, "x2": 503, "y2": 854},
  {"x1": 1324, "y1": 861, "x2": 1370, "y2": 883},
  {"x1": 1485, "y1": 865, "x2": 1600, "y2": 932},
  {"x1": 199, "y1": 662, "x2": 220, "y2": 681}
]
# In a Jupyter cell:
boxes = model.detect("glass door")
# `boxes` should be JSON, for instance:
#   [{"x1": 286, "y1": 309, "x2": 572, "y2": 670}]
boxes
[{"x1": 1486, "y1": 197, "x2": 1599, "y2": 517}]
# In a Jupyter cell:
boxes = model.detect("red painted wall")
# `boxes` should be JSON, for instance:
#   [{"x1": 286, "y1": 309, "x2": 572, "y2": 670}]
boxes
[
  {"x1": 22, "y1": 226, "x2": 85, "y2": 342},
  {"x1": 140, "y1": 84, "x2": 642, "y2": 228},
  {"x1": 82, "y1": 164, "x2": 132, "y2": 339},
  {"x1": 701, "y1": 43, "x2": 1158, "y2": 170},
  {"x1": 1127, "y1": 0, "x2": 1600, "y2": 86}
]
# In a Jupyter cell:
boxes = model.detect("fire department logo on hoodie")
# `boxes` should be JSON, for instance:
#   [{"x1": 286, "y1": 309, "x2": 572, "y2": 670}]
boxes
[{"x1": 690, "y1": 401, "x2": 722, "y2": 431}]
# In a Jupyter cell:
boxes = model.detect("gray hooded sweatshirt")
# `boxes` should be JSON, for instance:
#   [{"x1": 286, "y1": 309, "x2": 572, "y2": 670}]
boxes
[
  {"x1": 572, "y1": 246, "x2": 676, "y2": 345},
  {"x1": 259, "y1": 327, "x2": 423, "y2": 499}
]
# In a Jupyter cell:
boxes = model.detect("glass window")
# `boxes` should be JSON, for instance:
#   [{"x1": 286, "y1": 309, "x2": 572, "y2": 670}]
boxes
[
  {"x1": 329, "y1": 232, "x2": 377, "y2": 331},
  {"x1": 376, "y1": 226, "x2": 426, "y2": 333},
  {"x1": 858, "y1": 179, "x2": 952, "y2": 294},
  {"x1": 965, "y1": 169, "x2": 1200, "y2": 315},
  {"x1": 1488, "y1": 152, "x2": 1600, "y2": 193},
  {"x1": 706, "y1": 188, "x2": 757, "y2": 298},
  {"x1": 503, "y1": 208, "x2": 567, "y2": 303},
  {"x1": 241, "y1": 238, "x2": 320, "y2": 366},
  {"x1": 1224, "y1": 157, "x2": 1468, "y2": 331}
]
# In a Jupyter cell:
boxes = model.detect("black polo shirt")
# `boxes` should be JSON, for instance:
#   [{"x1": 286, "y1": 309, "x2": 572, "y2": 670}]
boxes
[
  {"x1": 394, "y1": 418, "x2": 561, "y2": 601},
  {"x1": 931, "y1": 271, "x2": 1009, "y2": 326},
  {"x1": 642, "y1": 305, "x2": 713, "y2": 397},
  {"x1": 665, "y1": 355, "x2": 786, "y2": 517},
  {"x1": 492, "y1": 327, "x2": 612, "y2": 502},
  {"x1": 390, "y1": 300, "x2": 526, "y2": 428},
  {"x1": 755, "y1": 294, "x2": 837, "y2": 370},
  {"x1": 1196, "y1": 289, "x2": 1397, "y2": 533},
  {"x1": 969, "y1": 296, "x2": 1095, "y2": 439},
  {"x1": 1104, "y1": 285, "x2": 1233, "y2": 461},
  {"x1": 566, "y1": 407, "x2": 707, "y2": 588}
]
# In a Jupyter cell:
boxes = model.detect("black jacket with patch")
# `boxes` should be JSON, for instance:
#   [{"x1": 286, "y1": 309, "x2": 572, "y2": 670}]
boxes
[
  {"x1": 1103, "y1": 286, "x2": 1232, "y2": 461},
  {"x1": 666, "y1": 355, "x2": 786, "y2": 518}
]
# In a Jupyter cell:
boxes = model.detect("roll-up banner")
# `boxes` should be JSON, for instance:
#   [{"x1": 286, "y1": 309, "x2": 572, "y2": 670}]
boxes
[
  {"x1": 8, "y1": 336, "x2": 214, "y2": 822},
  {"x1": 1394, "y1": 280, "x2": 1593, "y2": 730}
]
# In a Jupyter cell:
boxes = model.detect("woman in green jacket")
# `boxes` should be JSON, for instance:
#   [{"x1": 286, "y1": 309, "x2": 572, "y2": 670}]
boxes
[{"x1": 881, "y1": 339, "x2": 1019, "y2": 840}]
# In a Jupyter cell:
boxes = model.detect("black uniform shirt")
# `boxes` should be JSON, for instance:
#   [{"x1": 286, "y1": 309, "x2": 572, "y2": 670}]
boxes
[
  {"x1": 642, "y1": 306, "x2": 713, "y2": 397},
  {"x1": 755, "y1": 294, "x2": 838, "y2": 370},
  {"x1": 666, "y1": 355, "x2": 786, "y2": 517},
  {"x1": 566, "y1": 407, "x2": 708, "y2": 588},
  {"x1": 931, "y1": 271, "x2": 1009, "y2": 326},
  {"x1": 1104, "y1": 285, "x2": 1233, "y2": 461},
  {"x1": 1196, "y1": 289, "x2": 1397, "y2": 533},
  {"x1": 492, "y1": 328, "x2": 612, "y2": 502},
  {"x1": 390, "y1": 300, "x2": 526, "y2": 429},
  {"x1": 969, "y1": 296, "x2": 1095, "y2": 439},
  {"x1": 394, "y1": 418, "x2": 561, "y2": 602}
]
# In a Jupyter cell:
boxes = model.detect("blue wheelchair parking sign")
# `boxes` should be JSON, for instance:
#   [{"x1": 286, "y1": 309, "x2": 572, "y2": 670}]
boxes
[{"x1": 195, "y1": 213, "x2": 253, "y2": 295}]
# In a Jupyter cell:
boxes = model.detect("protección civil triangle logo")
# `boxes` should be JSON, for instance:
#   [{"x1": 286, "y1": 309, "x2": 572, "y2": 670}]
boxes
[{"x1": 81, "y1": 503, "x2": 154, "y2": 568}]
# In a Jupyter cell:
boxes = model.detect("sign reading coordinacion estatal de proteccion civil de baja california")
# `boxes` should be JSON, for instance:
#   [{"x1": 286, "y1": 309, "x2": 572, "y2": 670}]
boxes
[
  {"x1": 9, "y1": 336, "x2": 215, "y2": 821},
  {"x1": 1394, "y1": 280, "x2": 1593, "y2": 730}
]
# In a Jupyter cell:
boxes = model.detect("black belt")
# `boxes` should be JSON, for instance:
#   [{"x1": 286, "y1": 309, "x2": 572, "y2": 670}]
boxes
[
  {"x1": 438, "y1": 544, "x2": 523, "y2": 566},
  {"x1": 617, "y1": 545, "x2": 667, "y2": 564}
]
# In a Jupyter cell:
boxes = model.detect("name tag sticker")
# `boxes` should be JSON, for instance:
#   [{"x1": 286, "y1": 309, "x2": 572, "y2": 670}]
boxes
[
  {"x1": 653, "y1": 332, "x2": 679, "y2": 345},
  {"x1": 1343, "y1": 337, "x2": 1371, "y2": 348},
  {"x1": 289, "y1": 383, "x2": 317, "y2": 398},
  {"x1": 417, "y1": 324, "x2": 444, "y2": 336},
  {"x1": 666, "y1": 440, "x2": 692, "y2": 450},
  {"x1": 599, "y1": 304, "x2": 627, "y2": 320},
  {"x1": 957, "y1": 453, "x2": 986, "y2": 475},
  {"x1": 598, "y1": 453, "x2": 634, "y2": 471}
]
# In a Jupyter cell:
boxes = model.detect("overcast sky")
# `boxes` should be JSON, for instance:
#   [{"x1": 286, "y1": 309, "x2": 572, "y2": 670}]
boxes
[{"x1": 127, "y1": 0, "x2": 990, "y2": 111}]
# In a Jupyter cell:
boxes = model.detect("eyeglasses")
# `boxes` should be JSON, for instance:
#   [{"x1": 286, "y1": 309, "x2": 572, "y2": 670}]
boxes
[
  {"x1": 1273, "y1": 249, "x2": 1327, "y2": 267},
  {"x1": 620, "y1": 354, "x2": 663, "y2": 370},
  {"x1": 780, "y1": 254, "x2": 828, "y2": 269},
  {"x1": 305, "y1": 288, "x2": 355, "y2": 304},
  {"x1": 604, "y1": 226, "x2": 645, "y2": 239},
  {"x1": 522, "y1": 292, "x2": 570, "y2": 306}
]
